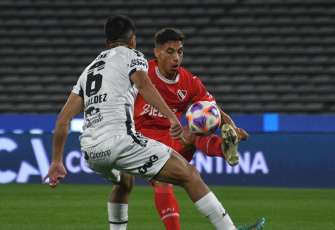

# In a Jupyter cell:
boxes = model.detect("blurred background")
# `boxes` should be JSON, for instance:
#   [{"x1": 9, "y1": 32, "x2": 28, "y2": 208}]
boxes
[{"x1": 0, "y1": 0, "x2": 334, "y2": 188}]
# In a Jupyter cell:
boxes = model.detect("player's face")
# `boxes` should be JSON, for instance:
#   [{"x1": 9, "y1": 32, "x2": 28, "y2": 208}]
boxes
[{"x1": 154, "y1": 41, "x2": 183, "y2": 79}]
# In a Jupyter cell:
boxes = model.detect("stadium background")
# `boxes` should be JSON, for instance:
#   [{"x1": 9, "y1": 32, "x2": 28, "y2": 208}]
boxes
[{"x1": 1, "y1": 0, "x2": 335, "y2": 188}]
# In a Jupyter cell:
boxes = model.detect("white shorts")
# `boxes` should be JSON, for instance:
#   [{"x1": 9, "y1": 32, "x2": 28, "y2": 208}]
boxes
[{"x1": 81, "y1": 133, "x2": 172, "y2": 183}]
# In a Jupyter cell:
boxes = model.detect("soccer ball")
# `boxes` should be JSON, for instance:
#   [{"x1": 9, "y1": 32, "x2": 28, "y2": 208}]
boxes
[{"x1": 185, "y1": 101, "x2": 221, "y2": 136}]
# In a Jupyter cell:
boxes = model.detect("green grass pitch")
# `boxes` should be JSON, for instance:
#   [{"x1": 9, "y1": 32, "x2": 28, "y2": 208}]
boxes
[{"x1": 1, "y1": 183, "x2": 334, "y2": 229}]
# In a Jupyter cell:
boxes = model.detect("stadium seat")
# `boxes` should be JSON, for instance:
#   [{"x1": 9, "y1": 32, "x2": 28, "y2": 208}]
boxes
[{"x1": 1, "y1": 0, "x2": 335, "y2": 114}]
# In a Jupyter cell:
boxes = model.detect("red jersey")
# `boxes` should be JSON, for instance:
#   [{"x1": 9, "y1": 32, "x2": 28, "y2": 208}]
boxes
[{"x1": 134, "y1": 59, "x2": 215, "y2": 145}]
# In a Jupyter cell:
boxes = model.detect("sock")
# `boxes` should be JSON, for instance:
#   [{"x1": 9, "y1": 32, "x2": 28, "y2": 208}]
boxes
[
  {"x1": 194, "y1": 134, "x2": 225, "y2": 158},
  {"x1": 154, "y1": 186, "x2": 180, "y2": 230},
  {"x1": 194, "y1": 192, "x2": 236, "y2": 230},
  {"x1": 108, "y1": 202, "x2": 128, "y2": 230}
]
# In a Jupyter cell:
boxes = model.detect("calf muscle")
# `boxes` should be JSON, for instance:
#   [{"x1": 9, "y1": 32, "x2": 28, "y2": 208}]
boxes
[{"x1": 154, "y1": 151, "x2": 210, "y2": 202}]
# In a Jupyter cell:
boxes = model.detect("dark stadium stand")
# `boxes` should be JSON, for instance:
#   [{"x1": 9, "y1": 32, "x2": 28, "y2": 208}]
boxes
[{"x1": 0, "y1": 0, "x2": 334, "y2": 114}]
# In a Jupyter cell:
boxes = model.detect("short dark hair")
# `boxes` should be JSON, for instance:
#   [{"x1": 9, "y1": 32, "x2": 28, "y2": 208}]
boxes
[
  {"x1": 154, "y1": 28, "x2": 185, "y2": 47},
  {"x1": 104, "y1": 15, "x2": 135, "y2": 44}
]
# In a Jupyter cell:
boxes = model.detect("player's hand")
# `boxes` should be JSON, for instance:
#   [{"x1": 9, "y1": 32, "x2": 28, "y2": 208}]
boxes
[
  {"x1": 42, "y1": 162, "x2": 67, "y2": 188},
  {"x1": 169, "y1": 118, "x2": 184, "y2": 140},
  {"x1": 235, "y1": 127, "x2": 249, "y2": 141}
]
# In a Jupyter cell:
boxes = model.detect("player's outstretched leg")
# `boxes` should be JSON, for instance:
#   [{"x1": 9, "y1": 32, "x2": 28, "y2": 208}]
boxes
[
  {"x1": 187, "y1": 126, "x2": 239, "y2": 166},
  {"x1": 155, "y1": 151, "x2": 240, "y2": 230},
  {"x1": 237, "y1": 218, "x2": 265, "y2": 230},
  {"x1": 221, "y1": 124, "x2": 239, "y2": 166}
]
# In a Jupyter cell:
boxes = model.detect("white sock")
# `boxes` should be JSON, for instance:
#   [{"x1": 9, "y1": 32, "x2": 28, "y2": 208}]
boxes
[
  {"x1": 108, "y1": 202, "x2": 128, "y2": 230},
  {"x1": 194, "y1": 192, "x2": 237, "y2": 230}
]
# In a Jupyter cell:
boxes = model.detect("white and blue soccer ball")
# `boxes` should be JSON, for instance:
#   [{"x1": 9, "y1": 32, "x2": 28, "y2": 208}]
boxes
[{"x1": 185, "y1": 101, "x2": 221, "y2": 136}]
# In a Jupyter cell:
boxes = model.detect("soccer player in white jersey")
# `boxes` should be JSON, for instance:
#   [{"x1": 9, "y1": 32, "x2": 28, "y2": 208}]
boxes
[{"x1": 42, "y1": 15, "x2": 265, "y2": 230}]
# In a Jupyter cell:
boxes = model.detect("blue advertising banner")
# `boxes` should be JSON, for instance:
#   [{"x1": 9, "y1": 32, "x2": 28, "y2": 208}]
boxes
[
  {"x1": 1, "y1": 133, "x2": 334, "y2": 188},
  {"x1": 196, "y1": 133, "x2": 335, "y2": 188}
]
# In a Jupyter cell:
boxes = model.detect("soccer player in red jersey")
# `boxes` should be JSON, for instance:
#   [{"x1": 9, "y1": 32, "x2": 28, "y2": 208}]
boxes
[{"x1": 133, "y1": 28, "x2": 250, "y2": 230}]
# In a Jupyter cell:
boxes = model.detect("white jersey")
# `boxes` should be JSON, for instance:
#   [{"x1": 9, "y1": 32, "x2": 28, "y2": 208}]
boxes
[{"x1": 72, "y1": 46, "x2": 148, "y2": 148}]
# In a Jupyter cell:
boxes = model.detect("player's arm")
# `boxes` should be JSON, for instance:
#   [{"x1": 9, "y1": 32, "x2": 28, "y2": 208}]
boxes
[
  {"x1": 130, "y1": 70, "x2": 183, "y2": 140},
  {"x1": 42, "y1": 93, "x2": 84, "y2": 187},
  {"x1": 217, "y1": 107, "x2": 249, "y2": 141},
  {"x1": 217, "y1": 107, "x2": 236, "y2": 129}
]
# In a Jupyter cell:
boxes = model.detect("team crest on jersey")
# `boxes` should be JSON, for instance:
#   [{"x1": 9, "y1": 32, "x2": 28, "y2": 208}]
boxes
[{"x1": 177, "y1": 90, "x2": 187, "y2": 101}]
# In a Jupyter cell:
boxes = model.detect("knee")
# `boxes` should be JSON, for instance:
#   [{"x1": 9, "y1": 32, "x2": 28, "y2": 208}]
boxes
[
  {"x1": 188, "y1": 164, "x2": 201, "y2": 180},
  {"x1": 109, "y1": 174, "x2": 135, "y2": 203},
  {"x1": 118, "y1": 173, "x2": 135, "y2": 191},
  {"x1": 179, "y1": 164, "x2": 201, "y2": 186}
]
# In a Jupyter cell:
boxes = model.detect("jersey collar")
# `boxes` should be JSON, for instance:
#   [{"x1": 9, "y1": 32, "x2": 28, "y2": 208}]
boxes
[{"x1": 155, "y1": 66, "x2": 180, "y2": 84}]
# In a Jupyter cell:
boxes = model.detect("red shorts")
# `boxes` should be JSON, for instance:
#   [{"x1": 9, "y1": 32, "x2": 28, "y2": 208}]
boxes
[{"x1": 167, "y1": 137, "x2": 195, "y2": 162}]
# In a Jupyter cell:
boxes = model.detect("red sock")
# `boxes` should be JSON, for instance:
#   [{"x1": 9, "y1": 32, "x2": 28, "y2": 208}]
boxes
[
  {"x1": 154, "y1": 186, "x2": 180, "y2": 230},
  {"x1": 194, "y1": 134, "x2": 225, "y2": 159}
]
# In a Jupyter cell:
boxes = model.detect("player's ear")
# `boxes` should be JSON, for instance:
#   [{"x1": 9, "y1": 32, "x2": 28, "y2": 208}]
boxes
[
  {"x1": 105, "y1": 39, "x2": 110, "y2": 48},
  {"x1": 129, "y1": 35, "x2": 136, "y2": 49},
  {"x1": 154, "y1": 47, "x2": 160, "y2": 59}
]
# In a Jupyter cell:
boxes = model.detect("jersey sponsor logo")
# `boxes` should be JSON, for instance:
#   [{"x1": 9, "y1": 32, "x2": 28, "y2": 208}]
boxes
[
  {"x1": 140, "y1": 104, "x2": 151, "y2": 115},
  {"x1": 85, "y1": 107, "x2": 100, "y2": 116},
  {"x1": 177, "y1": 90, "x2": 187, "y2": 101},
  {"x1": 84, "y1": 106, "x2": 103, "y2": 128},
  {"x1": 130, "y1": 58, "x2": 148, "y2": 69},
  {"x1": 140, "y1": 104, "x2": 177, "y2": 118},
  {"x1": 138, "y1": 155, "x2": 158, "y2": 174}
]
